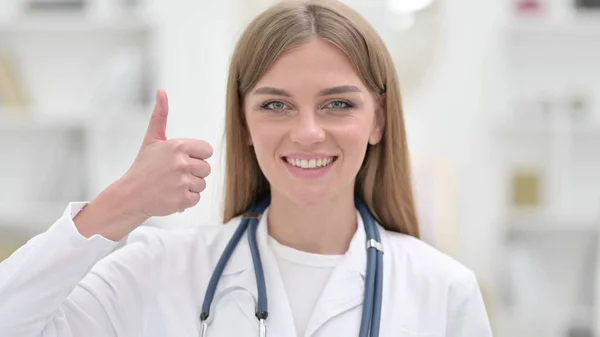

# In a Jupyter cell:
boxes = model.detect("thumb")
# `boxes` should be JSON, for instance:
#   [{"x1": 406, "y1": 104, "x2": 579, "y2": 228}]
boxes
[{"x1": 142, "y1": 88, "x2": 169, "y2": 146}]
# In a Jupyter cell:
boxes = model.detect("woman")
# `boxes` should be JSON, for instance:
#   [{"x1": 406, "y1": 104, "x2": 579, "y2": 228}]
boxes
[{"x1": 0, "y1": 0, "x2": 492, "y2": 336}]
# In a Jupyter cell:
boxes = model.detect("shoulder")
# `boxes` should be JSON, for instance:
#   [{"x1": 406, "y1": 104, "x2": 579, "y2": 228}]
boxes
[
  {"x1": 97, "y1": 217, "x2": 244, "y2": 294},
  {"x1": 119, "y1": 216, "x2": 243, "y2": 262},
  {"x1": 382, "y1": 229, "x2": 479, "y2": 293},
  {"x1": 123, "y1": 215, "x2": 241, "y2": 247},
  {"x1": 382, "y1": 229, "x2": 491, "y2": 334}
]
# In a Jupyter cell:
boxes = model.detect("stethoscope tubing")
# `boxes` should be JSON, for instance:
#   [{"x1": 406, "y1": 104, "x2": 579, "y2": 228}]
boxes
[
  {"x1": 356, "y1": 198, "x2": 384, "y2": 337},
  {"x1": 200, "y1": 196, "x2": 383, "y2": 337}
]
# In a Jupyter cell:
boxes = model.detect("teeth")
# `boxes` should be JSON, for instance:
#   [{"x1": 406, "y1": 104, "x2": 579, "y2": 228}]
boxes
[{"x1": 285, "y1": 156, "x2": 335, "y2": 169}]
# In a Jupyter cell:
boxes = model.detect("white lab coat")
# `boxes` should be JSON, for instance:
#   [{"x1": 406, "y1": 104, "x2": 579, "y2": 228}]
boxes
[{"x1": 0, "y1": 202, "x2": 493, "y2": 337}]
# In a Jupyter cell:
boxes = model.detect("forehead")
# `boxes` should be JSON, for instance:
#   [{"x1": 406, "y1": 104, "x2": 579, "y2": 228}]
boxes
[{"x1": 253, "y1": 38, "x2": 364, "y2": 90}]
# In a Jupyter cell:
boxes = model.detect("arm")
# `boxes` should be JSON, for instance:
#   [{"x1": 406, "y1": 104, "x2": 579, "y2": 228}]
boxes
[
  {"x1": 0, "y1": 88, "x2": 211, "y2": 337},
  {"x1": 445, "y1": 270, "x2": 494, "y2": 337},
  {"x1": 0, "y1": 201, "x2": 165, "y2": 337}
]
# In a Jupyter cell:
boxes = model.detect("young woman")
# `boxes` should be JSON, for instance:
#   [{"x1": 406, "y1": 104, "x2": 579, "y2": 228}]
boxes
[{"x1": 0, "y1": 0, "x2": 493, "y2": 336}]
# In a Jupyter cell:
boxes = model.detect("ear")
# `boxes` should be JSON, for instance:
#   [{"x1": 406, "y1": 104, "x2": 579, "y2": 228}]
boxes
[{"x1": 368, "y1": 94, "x2": 385, "y2": 145}]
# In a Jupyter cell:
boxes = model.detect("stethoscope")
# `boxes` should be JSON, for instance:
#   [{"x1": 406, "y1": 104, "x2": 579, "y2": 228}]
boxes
[{"x1": 199, "y1": 195, "x2": 384, "y2": 337}]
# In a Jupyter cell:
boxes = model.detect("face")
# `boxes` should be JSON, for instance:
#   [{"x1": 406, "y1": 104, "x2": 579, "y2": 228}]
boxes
[{"x1": 243, "y1": 38, "x2": 384, "y2": 206}]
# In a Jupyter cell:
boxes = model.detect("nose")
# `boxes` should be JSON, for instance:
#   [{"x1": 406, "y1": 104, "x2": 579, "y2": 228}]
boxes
[{"x1": 289, "y1": 111, "x2": 326, "y2": 146}]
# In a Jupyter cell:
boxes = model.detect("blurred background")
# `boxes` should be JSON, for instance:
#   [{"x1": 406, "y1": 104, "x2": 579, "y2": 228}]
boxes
[{"x1": 0, "y1": 0, "x2": 599, "y2": 336}]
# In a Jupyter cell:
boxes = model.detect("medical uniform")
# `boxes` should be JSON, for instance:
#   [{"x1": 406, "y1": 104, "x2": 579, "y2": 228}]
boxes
[{"x1": 0, "y1": 202, "x2": 493, "y2": 337}]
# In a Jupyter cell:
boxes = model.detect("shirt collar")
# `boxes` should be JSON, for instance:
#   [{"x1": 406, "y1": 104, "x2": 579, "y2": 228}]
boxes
[{"x1": 221, "y1": 206, "x2": 381, "y2": 279}]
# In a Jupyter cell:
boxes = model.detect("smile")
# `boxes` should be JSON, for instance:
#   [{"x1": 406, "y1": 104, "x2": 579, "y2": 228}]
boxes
[{"x1": 283, "y1": 156, "x2": 338, "y2": 169}]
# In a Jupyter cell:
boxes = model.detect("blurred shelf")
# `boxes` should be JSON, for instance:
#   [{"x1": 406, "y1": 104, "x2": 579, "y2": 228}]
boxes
[
  {"x1": 502, "y1": 304, "x2": 594, "y2": 320},
  {"x1": 495, "y1": 305, "x2": 596, "y2": 337},
  {"x1": 506, "y1": 17, "x2": 600, "y2": 37},
  {"x1": 0, "y1": 106, "x2": 151, "y2": 132},
  {"x1": 0, "y1": 112, "x2": 88, "y2": 131},
  {"x1": 505, "y1": 209, "x2": 600, "y2": 234},
  {"x1": 0, "y1": 201, "x2": 68, "y2": 235},
  {"x1": 0, "y1": 17, "x2": 153, "y2": 34},
  {"x1": 506, "y1": 219, "x2": 599, "y2": 235},
  {"x1": 494, "y1": 121, "x2": 600, "y2": 136}
]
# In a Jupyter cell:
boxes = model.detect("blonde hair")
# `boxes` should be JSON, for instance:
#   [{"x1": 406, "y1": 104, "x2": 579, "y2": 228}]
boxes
[{"x1": 223, "y1": 0, "x2": 420, "y2": 238}]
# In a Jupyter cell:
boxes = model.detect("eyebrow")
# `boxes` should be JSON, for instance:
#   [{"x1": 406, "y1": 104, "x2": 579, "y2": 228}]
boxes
[{"x1": 252, "y1": 85, "x2": 362, "y2": 97}]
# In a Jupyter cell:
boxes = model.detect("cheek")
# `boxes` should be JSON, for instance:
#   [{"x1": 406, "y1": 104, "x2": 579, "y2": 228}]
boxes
[
  {"x1": 247, "y1": 119, "x2": 284, "y2": 163},
  {"x1": 332, "y1": 118, "x2": 373, "y2": 151},
  {"x1": 329, "y1": 123, "x2": 371, "y2": 173}
]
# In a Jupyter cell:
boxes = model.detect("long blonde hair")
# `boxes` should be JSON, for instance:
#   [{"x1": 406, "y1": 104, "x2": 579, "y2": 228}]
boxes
[{"x1": 223, "y1": 0, "x2": 420, "y2": 238}]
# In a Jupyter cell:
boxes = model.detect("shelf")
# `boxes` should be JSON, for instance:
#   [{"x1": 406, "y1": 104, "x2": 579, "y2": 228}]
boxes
[
  {"x1": 0, "y1": 106, "x2": 151, "y2": 132},
  {"x1": 494, "y1": 121, "x2": 600, "y2": 137},
  {"x1": 506, "y1": 219, "x2": 599, "y2": 235},
  {"x1": 502, "y1": 304, "x2": 594, "y2": 320},
  {"x1": 0, "y1": 17, "x2": 153, "y2": 34},
  {"x1": 495, "y1": 305, "x2": 596, "y2": 336},
  {"x1": 0, "y1": 112, "x2": 88, "y2": 131},
  {"x1": 505, "y1": 208, "x2": 599, "y2": 233},
  {"x1": 506, "y1": 16, "x2": 600, "y2": 37}
]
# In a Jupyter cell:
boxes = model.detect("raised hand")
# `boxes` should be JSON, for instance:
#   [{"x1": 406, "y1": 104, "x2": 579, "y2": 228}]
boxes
[{"x1": 117, "y1": 88, "x2": 214, "y2": 220}]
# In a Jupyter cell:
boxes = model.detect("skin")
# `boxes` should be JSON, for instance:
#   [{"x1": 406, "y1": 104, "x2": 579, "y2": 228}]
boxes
[{"x1": 244, "y1": 38, "x2": 384, "y2": 254}]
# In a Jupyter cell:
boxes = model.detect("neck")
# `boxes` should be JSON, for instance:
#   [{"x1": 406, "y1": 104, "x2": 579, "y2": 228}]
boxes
[{"x1": 266, "y1": 190, "x2": 357, "y2": 255}]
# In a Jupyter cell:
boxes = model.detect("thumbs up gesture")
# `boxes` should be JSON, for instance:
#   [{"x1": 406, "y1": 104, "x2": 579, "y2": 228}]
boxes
[{"x1": 117, "y1": 88, "x2": 214, "y2": 219}]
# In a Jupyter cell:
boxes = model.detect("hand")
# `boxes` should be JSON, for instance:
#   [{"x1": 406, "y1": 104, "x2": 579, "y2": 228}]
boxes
[{"x1": 116, "y1": 88, "x2": 213, "y2": 220}]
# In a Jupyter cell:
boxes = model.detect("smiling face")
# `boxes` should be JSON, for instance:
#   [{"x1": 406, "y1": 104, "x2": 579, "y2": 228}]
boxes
[{"x1": 243, "y1": 38, "x2": 384, "y2": 206}]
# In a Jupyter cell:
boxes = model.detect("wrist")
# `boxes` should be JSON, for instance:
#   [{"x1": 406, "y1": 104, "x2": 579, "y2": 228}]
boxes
[
  {"x1": 103, "y1": 178, "x2": 148, "y2": 222},
  {"x1": 74, "y1": 181, "x2": 148, "y2": 241}
]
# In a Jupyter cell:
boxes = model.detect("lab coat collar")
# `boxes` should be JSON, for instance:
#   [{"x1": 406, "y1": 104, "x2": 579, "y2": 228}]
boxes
[
  {"x1": 215, "y1": 206, "x2": 387, "y2": 337},
  {"x1": 304, "y1": 210, "x2": 381, "y2": 336},
  {"x1": 220, "y1": 207, "x2": 372, "y2": 277},
  {"x1": 215, "y1": 207, "x2": 297, "y2": 336}
]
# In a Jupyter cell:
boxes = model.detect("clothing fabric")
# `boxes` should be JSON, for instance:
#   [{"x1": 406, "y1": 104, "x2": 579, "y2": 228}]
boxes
[
  {"x1": 268, "y1": 235, "x2": 343, "y2": 336},
  {"x1": 0, "y1": 202, "x2": 494, "y2": 337}
]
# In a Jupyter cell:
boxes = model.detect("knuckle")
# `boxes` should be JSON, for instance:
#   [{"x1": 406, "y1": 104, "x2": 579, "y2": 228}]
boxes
[
  {"x1": 178, "y1": 176, "x2": 189, "y2": 189},
  {"x1": 175, "y1": 157, "x2": 190, "y2": 172},
  {"x1": 171, "y1": 139, "x2": 185, "y2": 152}
]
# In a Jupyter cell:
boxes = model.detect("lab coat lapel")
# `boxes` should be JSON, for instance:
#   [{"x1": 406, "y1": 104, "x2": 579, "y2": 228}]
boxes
[
  {"x1": 254, "y1": 208, "x2": 298, "y2": 337},
  {"x1": 217, "y1": 209, "x2": 297, "y2": 337},
  {"x1": 209, "y1": 225, "x2": 260, "y2": 330},
  {"x1": 304, "y1": 212, "x2": 369, "y2": 337}
]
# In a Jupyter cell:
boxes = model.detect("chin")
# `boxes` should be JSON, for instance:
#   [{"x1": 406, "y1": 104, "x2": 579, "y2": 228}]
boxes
[{"x1": 284, "y1": 185, "x2": 333, "y2": 207}]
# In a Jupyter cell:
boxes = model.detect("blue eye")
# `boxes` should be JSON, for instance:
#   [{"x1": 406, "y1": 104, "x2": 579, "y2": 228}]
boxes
[
  {"x1": 261, "y1": 101, "x2": 289, "y2": 111},
  {"x1": 325, "y1": 100, "x2": 353, "y2": 110}
]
